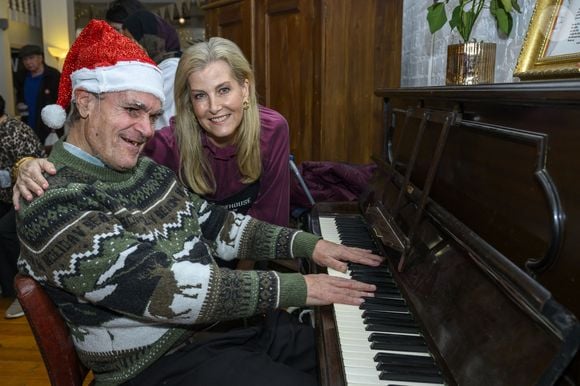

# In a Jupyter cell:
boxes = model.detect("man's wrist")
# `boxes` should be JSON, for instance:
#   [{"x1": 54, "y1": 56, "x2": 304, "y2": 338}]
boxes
[
  {"x1": 291, "y1": 231, "x2": 322, "y2": 259},
  {"x1": 277, "y1": 273, "x2": 307, "y2": 308}
]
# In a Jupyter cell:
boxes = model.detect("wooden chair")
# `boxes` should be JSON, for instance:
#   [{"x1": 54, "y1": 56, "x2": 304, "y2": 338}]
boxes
[{"x1": 14, "y1": 273, "x2": 91, "y2": 386}]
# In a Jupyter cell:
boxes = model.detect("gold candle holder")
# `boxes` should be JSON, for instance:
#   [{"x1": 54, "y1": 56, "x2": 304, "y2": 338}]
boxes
[{"x1": 446, "y1": 42, "x2": 496, "y2": 85}]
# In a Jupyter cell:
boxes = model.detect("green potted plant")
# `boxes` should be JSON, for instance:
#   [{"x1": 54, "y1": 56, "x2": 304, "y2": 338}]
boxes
[{"x1": 426, "y1": 0, "x2": 522, "y2": 85}]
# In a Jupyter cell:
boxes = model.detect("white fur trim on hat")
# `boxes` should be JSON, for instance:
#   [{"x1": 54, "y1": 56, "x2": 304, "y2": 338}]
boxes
[
  {"x1": 71, "y1": 61, "x2": 165, "y2": 104},
  {"x1": 41, "y1": 104, "x2": 67, "y2": 129}
]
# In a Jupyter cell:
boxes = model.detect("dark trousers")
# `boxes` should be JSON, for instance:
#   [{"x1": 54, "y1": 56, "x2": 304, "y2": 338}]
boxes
[
  {"x1": 123, "y1": 310, "x2": 319, "y2": 386},
  {"x1": 0, "y1": 204, "x2": 19, "y2": 297}
]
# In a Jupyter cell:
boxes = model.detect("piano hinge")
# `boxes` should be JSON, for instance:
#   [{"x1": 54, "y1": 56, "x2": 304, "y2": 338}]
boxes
[{"x1": 365, "y1": 204, "x2": 407, "y2": 253}]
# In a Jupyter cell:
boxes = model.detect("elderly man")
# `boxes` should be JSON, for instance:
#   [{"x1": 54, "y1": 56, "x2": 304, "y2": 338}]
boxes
[{"x1": 16, "y1": 20, "x2": 381, "y2": 386}]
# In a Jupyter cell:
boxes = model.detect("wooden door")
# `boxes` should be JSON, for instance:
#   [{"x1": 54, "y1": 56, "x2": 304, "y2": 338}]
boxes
[
  {"x1": 203, "y1": 0, "x2": 254, "y2": 64},
  {"x1": 254, "y1": 0, "x2": 321, "y2": 163},
  {"x1": 319, "y1": 0, "x2": 403, "y2": 163}
]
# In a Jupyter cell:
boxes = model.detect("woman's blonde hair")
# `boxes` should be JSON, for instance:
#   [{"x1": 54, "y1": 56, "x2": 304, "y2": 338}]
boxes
[{"x1": 173, "y1": 37, "x2": 261, "y2": 195}]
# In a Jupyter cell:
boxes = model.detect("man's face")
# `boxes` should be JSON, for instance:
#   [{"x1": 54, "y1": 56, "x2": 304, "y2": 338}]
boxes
[
  {"x1": 75, "y1": 90, "x2": 163, "y2": 171},
  {"x1": 22, "y1": 54, "x2": 44, "y2": 74}
]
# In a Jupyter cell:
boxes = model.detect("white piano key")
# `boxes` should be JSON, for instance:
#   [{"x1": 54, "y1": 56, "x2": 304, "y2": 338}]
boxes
[
  {"x1": 346, "y1": 368, "x2": 444, "y2": 386},
  {"x1": 327, "y1": 267, "x2": 351, "y2": 279},
  {"x1": 345, "y1": 371, "x2": 388, "y2": 385}
]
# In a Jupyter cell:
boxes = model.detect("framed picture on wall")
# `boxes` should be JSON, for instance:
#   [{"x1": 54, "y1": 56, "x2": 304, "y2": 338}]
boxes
[{"x1": 514, "y1": 0, "x2": 580, "y2": 80}]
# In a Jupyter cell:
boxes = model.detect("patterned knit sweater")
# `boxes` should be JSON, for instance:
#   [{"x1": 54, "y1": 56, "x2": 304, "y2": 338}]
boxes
[{"x1": 17, "y1": 140, "x2": 319, "y2": 385}]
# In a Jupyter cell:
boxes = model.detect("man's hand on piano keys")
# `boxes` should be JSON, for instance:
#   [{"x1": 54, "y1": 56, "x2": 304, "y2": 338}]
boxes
[
  {"x1": 311, "y1": 239, "x2": 384, "y2": 273},
  {"x1": 303, "y1": 274, "x2": 376, "y2": 306}
]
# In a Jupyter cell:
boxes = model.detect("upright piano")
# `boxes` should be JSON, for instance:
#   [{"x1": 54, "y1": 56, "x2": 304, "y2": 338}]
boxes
[{"x1": 309, "y1": 81, "x2": 580, "y2": 386}]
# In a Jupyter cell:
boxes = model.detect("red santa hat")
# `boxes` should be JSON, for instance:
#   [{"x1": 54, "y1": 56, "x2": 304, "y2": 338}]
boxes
[{"x1": 41, "y1": 19, "x2": 165, "y2": 129}]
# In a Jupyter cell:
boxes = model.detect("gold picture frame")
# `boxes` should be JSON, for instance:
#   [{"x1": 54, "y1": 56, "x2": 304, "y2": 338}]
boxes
[{"x1": 514, "y1": 0, "x2": 580, "y2": 80}]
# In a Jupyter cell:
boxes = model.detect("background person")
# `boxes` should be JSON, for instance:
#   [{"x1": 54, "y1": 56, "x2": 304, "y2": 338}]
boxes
[
  {"x1": 16, "y1": 20, "x2": 381, "y2": 386},
  {"x1": 0, "y1": 94, "x2": 45, "y2": 318},
  {"x1": 104, "y1": 0, "x2": 145, "y2": 33},
  {"x1": 122, "y1": 9, "x2": 181, "y2": 129},
  {"x1": 105, "y1": 0, "x2": 180, "y2": 57},
  {"x1": 13, "y1": 44, "x2": 61, "y2": 143}
]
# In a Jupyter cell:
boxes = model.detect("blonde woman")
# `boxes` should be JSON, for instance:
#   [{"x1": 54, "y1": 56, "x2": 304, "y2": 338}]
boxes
[{"x1": 144, "y1": 37, "x2": 290, "y2": 226}]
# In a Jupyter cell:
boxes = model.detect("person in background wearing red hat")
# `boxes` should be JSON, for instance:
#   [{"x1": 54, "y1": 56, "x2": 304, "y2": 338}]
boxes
[
  {"x1": 15, "y1": 20, "x2": 381, "y2": 386},
  {"x1": 13, "y1": 44, "x2": 61, "y2": 144}
]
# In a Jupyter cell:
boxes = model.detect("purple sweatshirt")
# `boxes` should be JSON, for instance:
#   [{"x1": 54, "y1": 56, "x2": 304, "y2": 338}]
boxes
[{"x1": 143, "y1": 106, "x2": 290, "y2": 226}]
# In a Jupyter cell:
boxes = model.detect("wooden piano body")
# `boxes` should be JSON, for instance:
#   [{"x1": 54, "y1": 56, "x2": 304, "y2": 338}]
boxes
[{"x1": 311, "y1": 81, "x2": 580, "y2": 385}]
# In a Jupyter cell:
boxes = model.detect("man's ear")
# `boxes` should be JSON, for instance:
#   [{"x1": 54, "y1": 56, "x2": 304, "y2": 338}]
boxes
[{"x1": 75, "y1": 89, "x2": 92, "y2": 118}]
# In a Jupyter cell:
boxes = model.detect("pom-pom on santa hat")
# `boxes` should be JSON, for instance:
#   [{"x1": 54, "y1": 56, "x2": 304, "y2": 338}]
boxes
[{"x1": 41, "y1": 19, "x2": 165, "y2": 129}]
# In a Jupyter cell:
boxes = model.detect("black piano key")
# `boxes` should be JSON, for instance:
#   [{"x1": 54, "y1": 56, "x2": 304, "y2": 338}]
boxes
[
  {"x1": 363, "y1": 296, "x2": 406, "y2": 307},
  {"x1": 349, "y1": 263, "x2": 391, "y2": 273},
  {"x1": 373, "y1": 287, "x2": 404, "y2": 297},
  {"x1": 335, "y1": 217, "x2": 368, "y2": 226},
  {"x1": 378, "y1": 363, "x2": 441, "y2": 378},
  {"x1": 366, "y1": 321, "x2": 420, "y2": 333},
  {"x1": 368, "y1": 332, "x2": 429, "y2": 353},
  {"x1": 351, "y1": 275, "x2": 396, "y2": 286},
  {"x1": 350, "y1": 269, "x2": 393, "y2": 278},
  {"x1": 373, "y1": 291, "x2": 405, "y2": 301},
  {"x1": 363, "y1": 311, "x2": 415, "y2": 323},
  {"x1": 338, "y1": 229, "x2": 373, "y2": 236},
  {"x1": 366, "y1": 323, "x2": 420, "y2": 334},
  {"x1": 358, "y1": 281, "x2": 399, "y2": 291},
  {"x1": 337, "y1": 224, "x2": 374, "y2": 234},
  {"x1": 340, "y1": 239, "x2": 373, "y2": 244},
  {"x1": 374, "y1": 352, "x2": 438, "y2": 368},
  {"x1": 377, "y1": 362, "x2": 441, "y2": 375},
  {"x1": 338, "y1": 231, "x2": 374, "y2": 239},
  {"x1": 341, "y1": 239, "x2": 376, "y2": 248},
  {"x1": 357, "y1": 281, "x2": 399, "y2": 292},
  {"x1": 360, "y1": 302, "x2": 408, "y2": 313},
  {"x1": 371, "y1": 341, "x2": 429, "y2": 353},
  {"x1": 360, "y1": 297, "x2": 408, "y2": 312},
  {"x1": 365, "y1": 320, "x2": 418, "y2": 330},
  {"x1": 379, "y1": 370, "x2": 444, "y2": 384},
  {"x1": 352, "y1": 277, "x2": 396, "y2": 287},
  {"x1": 369, "y1": 332, "x2": 427, "y2": 347}
]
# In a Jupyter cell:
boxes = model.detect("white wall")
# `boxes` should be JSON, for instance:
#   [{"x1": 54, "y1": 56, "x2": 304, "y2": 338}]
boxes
[
  {"x1": 40, "y1": 0, "x2": 75, "y2": 71},
  {"x1": 401, "y1": 0, "x2": 535, "y2": 86},
  {"x1": 7, "y1": 19, "x2": 42, "y2": 48}
]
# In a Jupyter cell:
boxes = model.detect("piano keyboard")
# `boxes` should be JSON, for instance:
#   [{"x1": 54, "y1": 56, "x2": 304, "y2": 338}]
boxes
[{"x1": 319, "y1": 216, "x2": 445, "y2": 386}]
